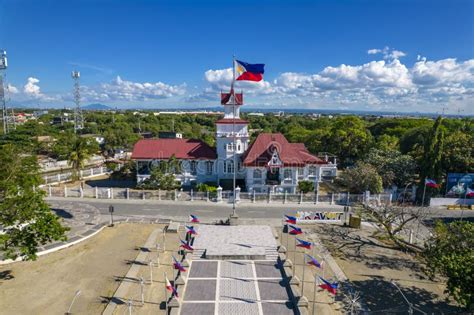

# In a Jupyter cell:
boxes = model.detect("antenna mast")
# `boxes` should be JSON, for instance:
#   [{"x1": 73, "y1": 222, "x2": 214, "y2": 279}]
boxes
[
  {"x1": 1, "y1": 49, "x2": 15, "y2": 134},
  {"x1": 71, "y1": 70, "x2": 83, "y2": 132}
]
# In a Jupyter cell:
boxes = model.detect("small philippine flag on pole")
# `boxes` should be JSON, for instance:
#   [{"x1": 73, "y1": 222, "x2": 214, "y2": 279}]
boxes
[
  {"x1": 425, "y1": 178, "x2": 439, "y2": 188},
  {"x1": 284, "y1": 215, "x2": 297, "y2": 224},
  {"x1": 189, "y1": 214, "x2": 200, "y2": 223},
  {"x1": 180, "y1": 239, "x2": 194, "y2": 251},
  {"x1": 296, "y1": 238, "x2": 312, "y2": 249},
  {"x1": 305, "y1": 254, "x2": 323, "y2": 269},
  {"x1": 172, "y1": 256, "x2": 187, "y2": 272},
  {"x1": 319, "y1": 276, "x2": 338, "y2": 295},
  {"x1": 186, "y1": 225, "x2": 198, "y2": 236},
  {"x1": 166, "y1": 276, "x2": 179, "y2": 298},
  {"x1": 289, "y1": 225, "x2": 303, "y2": 235}
]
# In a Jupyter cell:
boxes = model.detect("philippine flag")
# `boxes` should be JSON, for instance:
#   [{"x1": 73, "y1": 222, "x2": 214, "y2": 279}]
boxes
[
  {"x1": 425, "y1": 178, "x2": 439, "y2": 188},
  {"x1": 166, "y1": 276, "x2": 179, "y2": 298},
  {"x1": 305, "y1": 254, "x2": 322, "y2": 269},
  {"x1": 289, "y1": 225, "x2": 303, "y2": 235},
  {"x1": 186, "y1": 225, "x2": 197, "y2": 236},
  {"x1": 319, "y1": 277, "x2": 338, "y2": 295},
  {"x1": 189, "y1": 214, "x2": 200, "y2": 223},
  {"x1": 180, "y1": 239, "x2": 194, "y2": 251},
  {"x1": 466, "y1": 187, "x2": 474, "y2": 197},
  {"x1": 172, "y1": 256, "x2": 187, "y2": 272},
  {"x1": 296, "y1": 238, "x2": 312, "y2": 249},
  {"x1": 235, "y1": 60, "x2": 265, "y2": 82},
  {"x1": 285, "y1": 215, "x2": 297, "y2": 224}
]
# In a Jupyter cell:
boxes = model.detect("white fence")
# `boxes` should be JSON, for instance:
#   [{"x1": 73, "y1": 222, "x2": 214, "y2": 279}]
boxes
[
  {"x1": 44, "y1": 186, "x2": 392, "y2": 206},
  {"x1": 42, "y1": 166, "x2": 110, "y2": 185}
]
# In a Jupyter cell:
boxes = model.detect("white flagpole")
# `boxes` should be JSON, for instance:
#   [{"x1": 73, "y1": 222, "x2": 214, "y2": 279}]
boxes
[
  {"x1": 164, "y1": 272, "x2": 168, "y2": 311},
  {"x1": 231, "y1": 55, "x2": 237, "y2": 217},
  {"x1": 302, "y1": 252, "x2": 306, "y2": 295},
  {"x1": 421, "y1": 177, "x2": 427, "y2": 207},
  {"x1": 312, "y1": 276, "x2": 318, "y2": 315}
]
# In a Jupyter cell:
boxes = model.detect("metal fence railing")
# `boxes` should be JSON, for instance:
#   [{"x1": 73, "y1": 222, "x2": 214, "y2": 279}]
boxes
[{"x1": 44, "y1": 186, "x2": 392, "y2": 206}]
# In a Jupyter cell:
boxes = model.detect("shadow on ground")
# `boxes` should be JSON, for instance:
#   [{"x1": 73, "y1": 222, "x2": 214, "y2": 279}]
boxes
[
  {"x1": 51, "y1": 208, "x2": 74, "y2": 219},
  {"x1": 339, "y1": 277, "x2": 462, "y2": 314},
  {"x1": 0, "y1": 270, "x2": 14, "y2": 282}
]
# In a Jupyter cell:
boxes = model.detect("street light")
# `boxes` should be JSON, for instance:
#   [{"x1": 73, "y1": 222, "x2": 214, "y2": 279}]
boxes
[
  {"x1": 109, "y1": 205, "x2": 114, "y2": 227},
  {"x1": 66, "y1": 290, "x2": 81, "y2": 314}
]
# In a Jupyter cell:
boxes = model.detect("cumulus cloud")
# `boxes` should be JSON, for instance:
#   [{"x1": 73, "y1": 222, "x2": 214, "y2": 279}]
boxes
[
  {"x1": 83, "y1": 76, "x2": 186, "y2": 102},
  {"x1": 7, "y1": 84, "x2": 18, "y2": 94},
  {"x1": 22, "y1": 77, "x2": 56, "y2": 100},
  {"x1": 270, "y1": 56, "x2": 473, "y2": 110},
  {"x1": 367, "y1": 46, "x2": 407, "y2": 60}
]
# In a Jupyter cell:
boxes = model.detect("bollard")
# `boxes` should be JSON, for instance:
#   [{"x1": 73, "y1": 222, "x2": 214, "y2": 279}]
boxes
[
  {"x1": 252, "y1": 189, "x2": 256, "y2": 203},
  {"x1": 80, "y1": 187, "x2": 83, "y2": 198},
  {"x1": 206, "y1": 190, "x2": 209, "y2": 202},
  {"x1": 126, "y1": 188, "x2": 130, "y2": 200},
  {"x1": 174, "y1": 189, "x2": 178, "y2": 201},
  {"x1": 158, "y1": 189, "x2": 161, "y2": 201},
  {"x1": 331, "y1": 192, "x2": 334, "y2": 205},
  {"x1": 110, "y1": 188, "x2": 113, "y2": 199},
  {"x1": 284, "y1": 191, "x2": 287, "y2": 204},
  {"x1": 191, "y1": 189, "x2": 194, "y2": 202},
  {"x1": 299, "y1": 191, "x2": 303, "y2": 204},
  {"x1": 143, "y1": 191, "x2": 146, "y2": 200},
  {"x1": 95, "y1": 186, "x2": 98, "y2": 199},
  {"x1": 48, "y1": 185, "x2": 52, "y2": 197},
  {"x1": 64, "y1": 186, "x2": 68, "y2": 198}
]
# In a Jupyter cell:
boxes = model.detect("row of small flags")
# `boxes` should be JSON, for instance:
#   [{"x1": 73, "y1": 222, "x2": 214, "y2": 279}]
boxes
[
  {"x1": 284, "y1": 214, "x2": 338, "y2": 295},
  {"x1": 166, "y1": 214, "x2": 201, "y2": 298}
]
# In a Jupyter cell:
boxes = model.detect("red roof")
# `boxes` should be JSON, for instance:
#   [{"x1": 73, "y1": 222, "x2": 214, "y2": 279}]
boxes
[
  {"x1": 242, "y1": 133, "x2": 324, "y2": 167},
  {"x1": 131, "y1": 138, "x2": 216, "y2": 160},
  {"x1": 215, "y1": 118, "x2": 249, "y2": 124}
]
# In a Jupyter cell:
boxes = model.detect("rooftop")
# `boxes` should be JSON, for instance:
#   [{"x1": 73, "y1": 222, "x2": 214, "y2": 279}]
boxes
[{"x1": 131, "y1": 138, "x2": 216, "y2": 160}]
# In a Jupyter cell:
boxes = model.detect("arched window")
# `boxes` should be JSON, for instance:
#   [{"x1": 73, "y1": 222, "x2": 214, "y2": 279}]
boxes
[{"x1": 253, "y1": 169, "x2": 262, "y2": 179}]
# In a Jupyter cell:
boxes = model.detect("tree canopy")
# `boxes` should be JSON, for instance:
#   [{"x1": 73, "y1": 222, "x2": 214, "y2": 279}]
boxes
[{"x1": 0, "y1": 144, "x2": 68, "y2": 260}]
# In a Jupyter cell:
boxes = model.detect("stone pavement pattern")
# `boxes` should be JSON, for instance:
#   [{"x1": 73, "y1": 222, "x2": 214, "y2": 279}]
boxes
[{"x1": 182, "y1": 260, "x2": 295, "y2": 315}]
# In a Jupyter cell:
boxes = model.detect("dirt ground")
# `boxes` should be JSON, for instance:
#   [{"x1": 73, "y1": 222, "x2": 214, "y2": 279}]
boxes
[
  {"x1": 0, "y1": 223, "x2": 156, "y2": 315},
  {"x1": 311, "y1": 224, "x2": 462, "y2": 314}
]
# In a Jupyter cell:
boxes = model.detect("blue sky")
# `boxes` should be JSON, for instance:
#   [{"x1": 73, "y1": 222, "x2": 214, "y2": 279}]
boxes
[{"x1": 0, "y1": 0, "x2": 473, "y2": 113}]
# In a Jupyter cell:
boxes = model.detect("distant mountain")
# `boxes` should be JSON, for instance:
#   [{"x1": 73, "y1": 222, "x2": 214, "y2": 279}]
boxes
[{"x1": 82, "y1": 103, "x2": 113, "y2": 111}]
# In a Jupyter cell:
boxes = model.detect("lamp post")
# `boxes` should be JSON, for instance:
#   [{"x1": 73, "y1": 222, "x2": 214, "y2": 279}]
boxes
[
  {"x1": 66, "y1": 290, "x2": 81, "y2": 314},
  {"x1": 109, "y1": 205, "x2": 114, "y2": 227}
]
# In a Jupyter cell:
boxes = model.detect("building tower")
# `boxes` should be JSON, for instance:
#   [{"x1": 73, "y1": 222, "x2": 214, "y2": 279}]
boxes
[
  {"x1": 0, "y1": 49, "x2": 15, "y2": 134},
  {"x1": 71, "y1": 70, "x2": 83, "y2": 132},
  {"x1": 216, "y1": 90, "x2": 249, "y2": 189}
]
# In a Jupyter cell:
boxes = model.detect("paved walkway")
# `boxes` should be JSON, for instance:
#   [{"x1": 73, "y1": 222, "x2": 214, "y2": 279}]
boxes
[{"x1": 182, "y1": 260, "x2": 295, "y2": 315}]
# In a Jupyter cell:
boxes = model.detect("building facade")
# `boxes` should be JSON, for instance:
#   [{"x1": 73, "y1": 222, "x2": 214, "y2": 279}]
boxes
[{"x1": 131, "y1": 99, "x2": 337, "y2": 192}]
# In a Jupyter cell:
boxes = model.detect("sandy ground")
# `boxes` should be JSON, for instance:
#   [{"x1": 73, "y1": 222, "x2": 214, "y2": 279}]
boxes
[
  {"x1": 0, "y1": 223, "x2": 156, "y2": 315},
  {"x1": 277, "y1": 227, "x2": 342, "y2": 315},
  {"x1": 111, "y1": 227, "x2": 182, "y2": 314},
  {"x1": 311, "y1": 224, "x2": 462, "y2": 314}
]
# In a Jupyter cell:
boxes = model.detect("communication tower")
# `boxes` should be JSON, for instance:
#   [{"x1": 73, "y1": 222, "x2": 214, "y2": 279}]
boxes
[
  {"x1": 71, "y1": 70, "x2": 83, "y2": 132},
  {"x1": 0, "y1": 49, "x2": 15, "y2": 134}
]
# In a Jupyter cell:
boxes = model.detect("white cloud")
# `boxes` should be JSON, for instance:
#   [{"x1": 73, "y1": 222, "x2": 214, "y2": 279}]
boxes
[
  {"x1": 22, "y1": 77, "x2": 56, "y2": 100},
  {"x1": 7, "y1": 84, "x2": 18, "y2": 94},
  {"x1": 367, "y1": 46, "x2": 406, "y2": 60},
  {"x1": 83, "y1": 76, "x2": 186, "y2": 102}
]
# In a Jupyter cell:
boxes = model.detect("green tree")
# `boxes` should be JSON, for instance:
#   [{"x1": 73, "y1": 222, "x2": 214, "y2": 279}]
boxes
[
  {"x1": 420, "y1": 116, "x2": 445, "y2": 182},
  {"x1": 423, "y1": 221, "x2": 474, "y2": 309},
  {"x1": 298, "y1": 180, "x2": 315, "y2": 193},
  {"x1": 442, "y1": 130, "x2": 474, "y2": 173},
  {"x1": 0, "y1": 144, "x2": 68, "y2": 260},
  {"x1": 337, "y1": 162, "x2": 383, "y2": 193},
  {"x1": 67, "y1": 137, "x2": 95, "y2": 180},
  {"x1": 139, "y1": 156, "x2": 181, "y2": 190},
  {"x1": 365, "y1": 148, "x2": 417, "y2": 187}
]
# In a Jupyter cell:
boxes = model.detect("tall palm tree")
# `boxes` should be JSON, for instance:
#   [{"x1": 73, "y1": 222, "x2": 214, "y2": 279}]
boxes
[{"x1": 67, "y1": 137, "x2": 91, "y2": 181}]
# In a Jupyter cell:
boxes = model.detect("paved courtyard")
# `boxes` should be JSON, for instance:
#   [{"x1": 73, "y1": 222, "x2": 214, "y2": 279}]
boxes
[{"x1": 181, "y1": 260, "x2": 295, "y2": 315}]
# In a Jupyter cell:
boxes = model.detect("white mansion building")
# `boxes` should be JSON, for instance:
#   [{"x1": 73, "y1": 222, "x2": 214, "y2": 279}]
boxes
[{"x1": 131, "y1": 100, "x2": 337, "y2": 193}]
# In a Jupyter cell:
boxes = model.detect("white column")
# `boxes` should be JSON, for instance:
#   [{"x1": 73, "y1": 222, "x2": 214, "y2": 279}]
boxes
[
  {"x1": 190, "y1": 189, "x2": 194, "y2": 202},
  {"x1": 64, "y1": 186, "x2": 68, "y2": 198},
  {"x1": 95, "y1": 186, "x2": 98, "y2": 199},
  {"x1": 48, "y1": 185, "x2": 52, "y2": 197},
  {"x1": 217, "y1": 186, "x2": 223, "y2": 202},
  {"x1": 80, "y1": 187, "x2": 83, "y2": 198},
  {"x1": 126, "y1": 188, "x2": 130, "y2": 200}
]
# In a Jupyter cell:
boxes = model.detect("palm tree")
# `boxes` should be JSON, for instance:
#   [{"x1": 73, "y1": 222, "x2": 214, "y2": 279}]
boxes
[{"x1": 67, "y1": 137, "x2": 91, "y2": 181}]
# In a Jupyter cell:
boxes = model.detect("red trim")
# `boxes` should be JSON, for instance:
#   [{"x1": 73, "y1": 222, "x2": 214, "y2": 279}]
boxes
[
  {"x1": 236, "y1": 72, "x2": 263, "y2": 82},
  {"x1": 215, "y1": 118, "x2": 249, "y2": 124}
]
